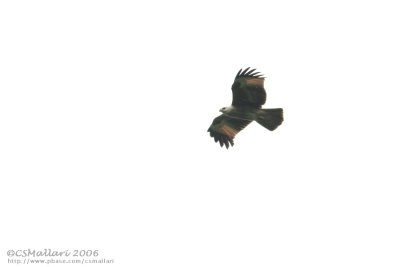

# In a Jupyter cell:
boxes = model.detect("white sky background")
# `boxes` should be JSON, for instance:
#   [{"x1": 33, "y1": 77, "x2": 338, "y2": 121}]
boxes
[{"x1": 1, "y1": 0, "x2": 400, "y2": 266}]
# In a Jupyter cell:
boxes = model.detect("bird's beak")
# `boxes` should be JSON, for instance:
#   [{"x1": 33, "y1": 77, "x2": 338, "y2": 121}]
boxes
[{"x1": 219, "y1": 108, "x2": 223, "y2": 112}]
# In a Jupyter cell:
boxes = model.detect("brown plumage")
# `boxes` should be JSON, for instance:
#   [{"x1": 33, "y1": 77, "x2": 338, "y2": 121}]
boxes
[{"x1": 207, "y1": 67, "x2": 283, "y2": 148}]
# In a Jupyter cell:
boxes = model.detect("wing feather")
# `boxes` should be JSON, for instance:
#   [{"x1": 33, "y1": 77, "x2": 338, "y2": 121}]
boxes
[
  {"x1": 246, "y1": 69, "x2": 256, "y2": 76},
  {"x1": 231, "y1": 67, "x2": 266, "y2": 108},
  {"x1": 207, "y1": 114, "x2": 252, "y2": 149},
  {"x1": 236, "y1": 68, "x2": 242, "y2": 77},
  {"x1": 241, "y1": 67, "x2": 251, "y2": 76}
]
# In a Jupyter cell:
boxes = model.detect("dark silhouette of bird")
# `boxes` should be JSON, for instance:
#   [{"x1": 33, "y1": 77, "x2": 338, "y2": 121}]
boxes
[{"x1": 207, "y1": 67, "x2": 283, "y2": 148}]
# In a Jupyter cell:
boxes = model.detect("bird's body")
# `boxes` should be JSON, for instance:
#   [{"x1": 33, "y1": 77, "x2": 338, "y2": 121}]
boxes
[
  {"x1": 207, "y1": 67, "x2": 283, "y2": 148},
  {"x1": 220, "y1": 106, "x2": 258, "y2": 121}
]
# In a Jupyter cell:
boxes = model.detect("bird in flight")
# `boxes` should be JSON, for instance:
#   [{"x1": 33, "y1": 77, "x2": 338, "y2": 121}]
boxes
[{"x1": 207, "y1": 67, "x2": 283, "y2": 148}]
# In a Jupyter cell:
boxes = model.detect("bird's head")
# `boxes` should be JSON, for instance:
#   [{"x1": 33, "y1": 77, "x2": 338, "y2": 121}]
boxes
[{"x1": 219, "y1": 106, "x2": 232, "y2": 113}]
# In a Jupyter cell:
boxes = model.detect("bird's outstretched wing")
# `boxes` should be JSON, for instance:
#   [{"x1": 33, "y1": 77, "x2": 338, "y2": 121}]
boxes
[
  {"x1": 207, "y1": 114, "x2": 252, "y2": 149},
  {"x1": 231, "y1": 67, "x2": 266, "y2": 108}
]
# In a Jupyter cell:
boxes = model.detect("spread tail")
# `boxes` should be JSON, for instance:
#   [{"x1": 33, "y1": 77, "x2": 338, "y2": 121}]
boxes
[{"x1": 256, "y1": 108, "x2": 284, "y2": 131}]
